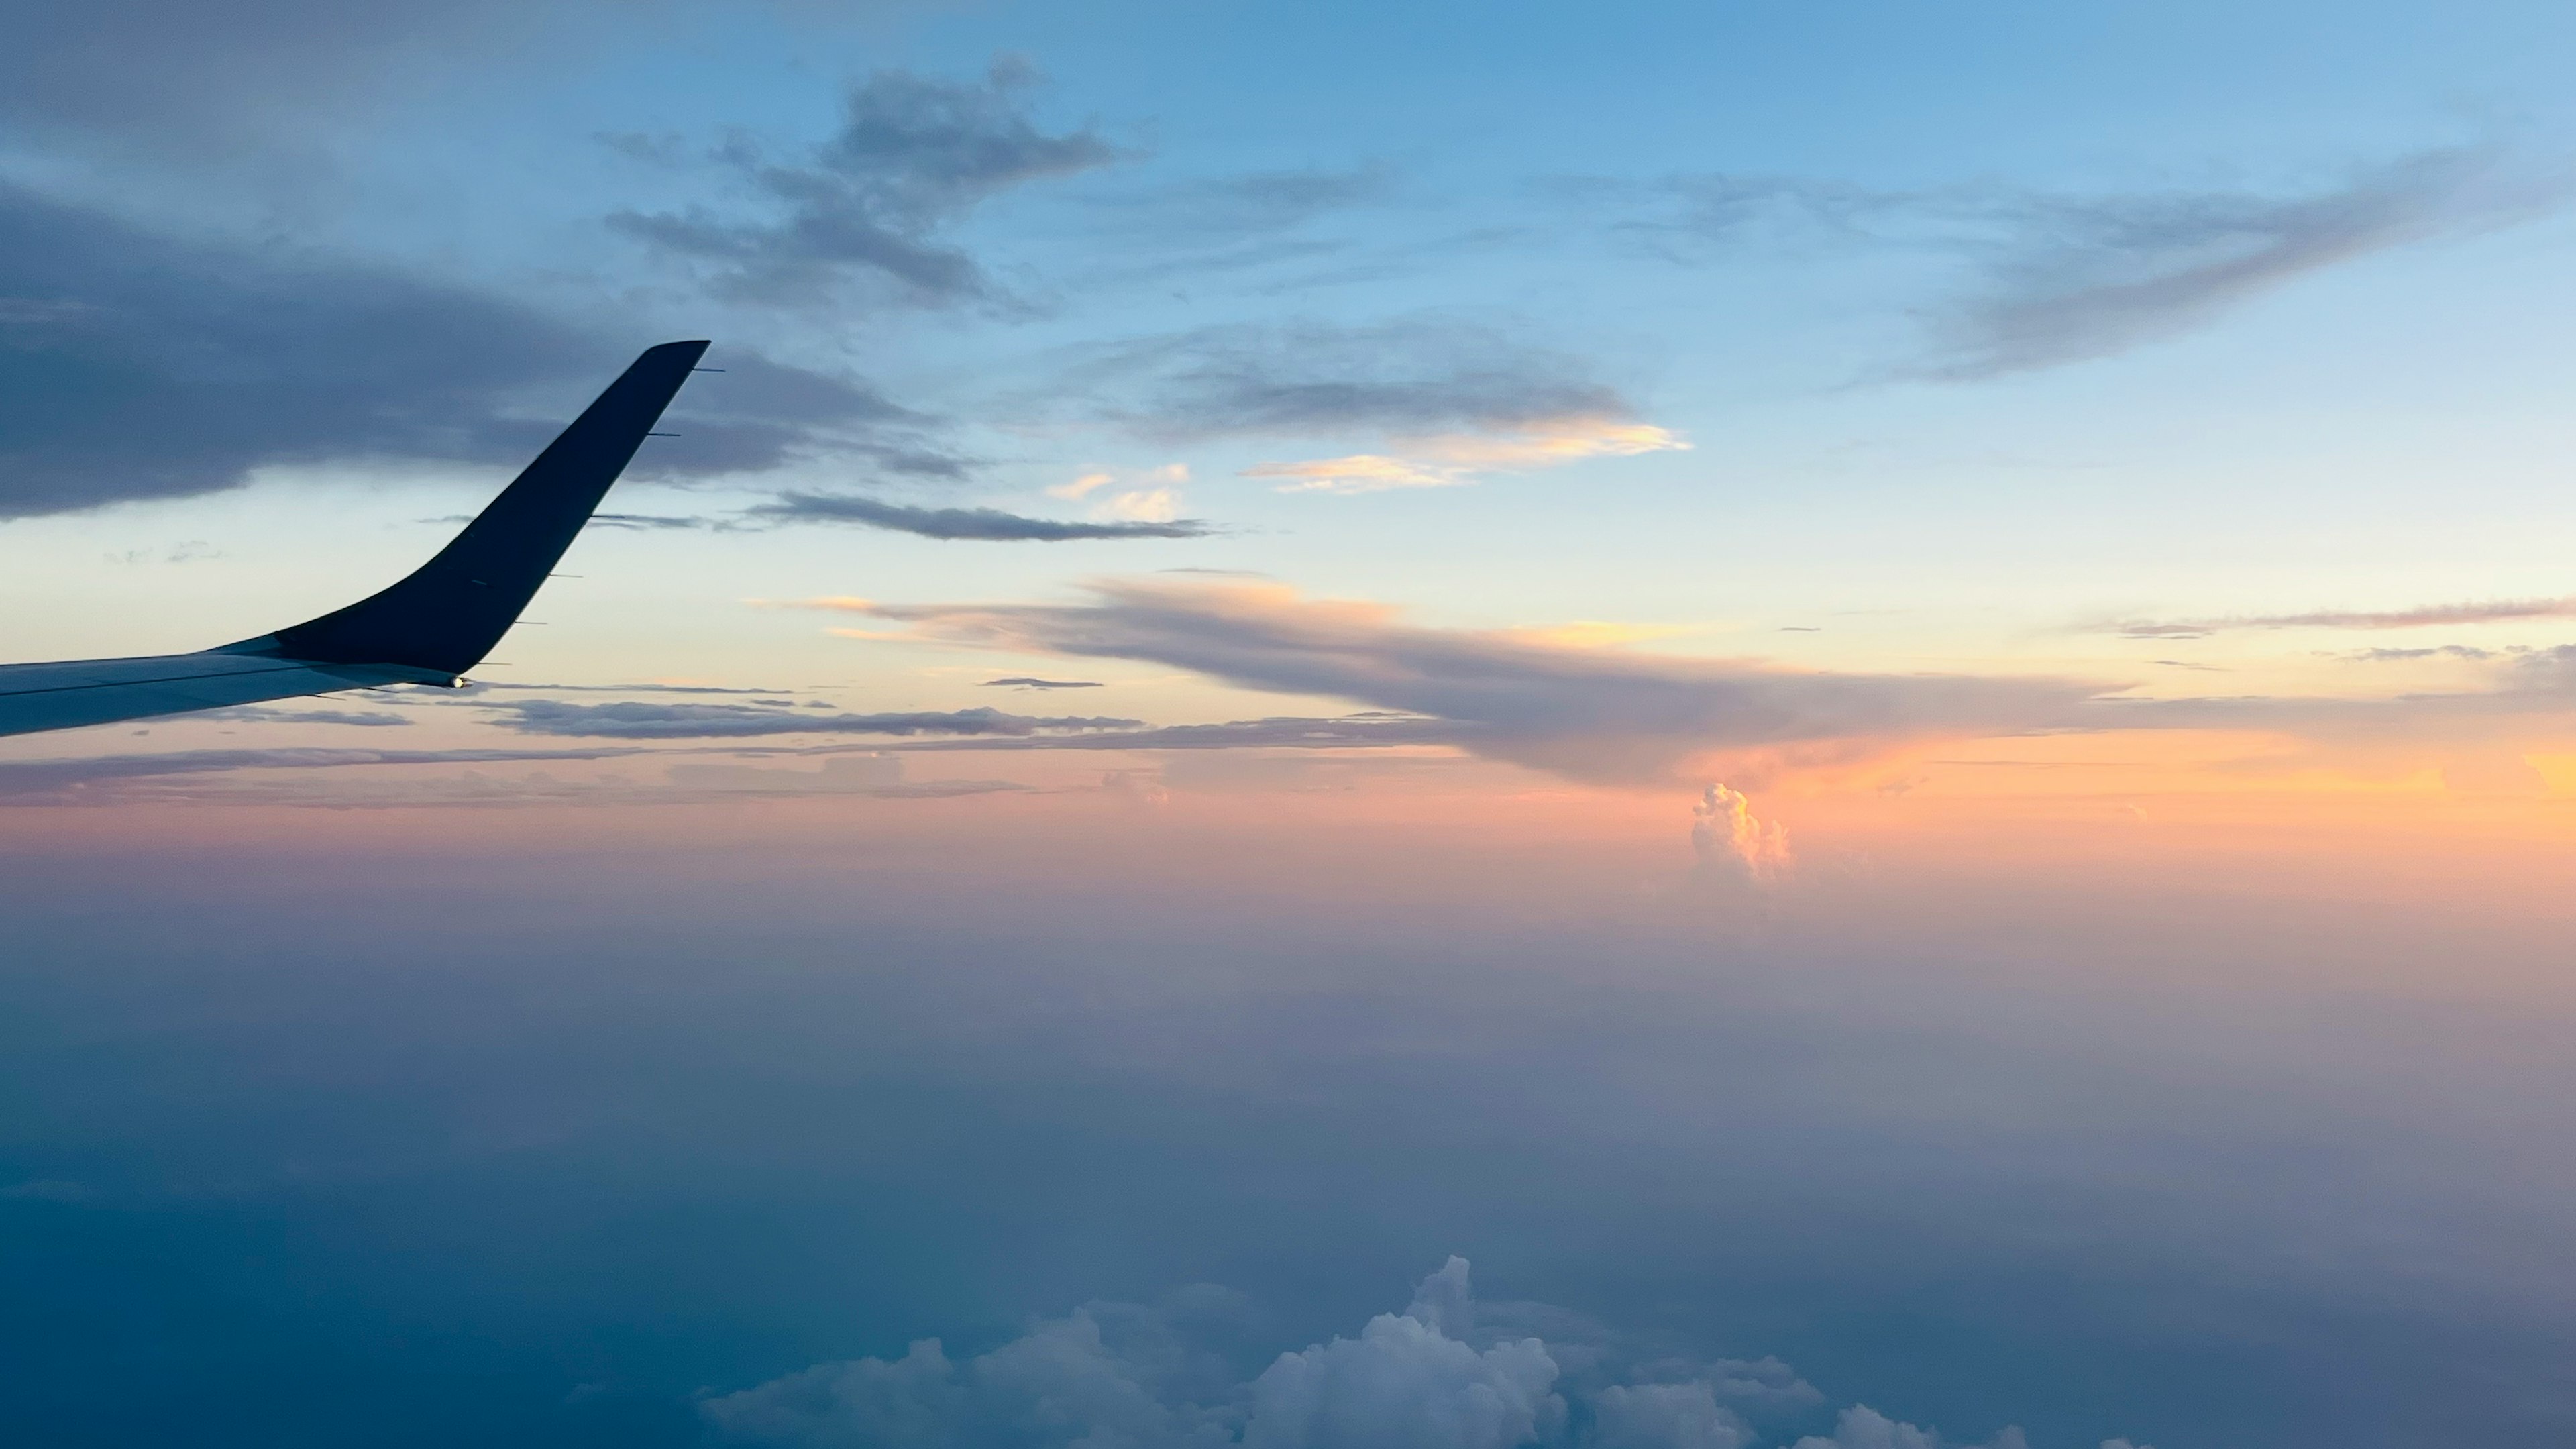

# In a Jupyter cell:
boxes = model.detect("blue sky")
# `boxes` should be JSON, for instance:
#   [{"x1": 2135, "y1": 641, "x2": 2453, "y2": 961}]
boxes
[{"x1": 8, "y1": 3, "x2": 2576, "y2": 1446}]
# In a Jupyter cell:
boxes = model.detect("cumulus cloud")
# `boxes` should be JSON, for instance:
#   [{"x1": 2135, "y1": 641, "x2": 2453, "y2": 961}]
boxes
[
  {"x1": 1642, "y1": 148, "x2": 2560, "y2": 377},
  {"x1": 838, "y1": 580, "x2": 2096, "y2": 784},
  {"x1": 1244, "y1": 1280, "x2": 1564, "y2": 1449},
  {"x1": 748, "y1": 492, "x2": 1215, "y2": 540},
  {"x1": 609, "y1": 58, "x2": 1120, "y2": 306},
  {"x1": 0, "y1": 181, "x2": 910, "y2": 516},
  {"x1": 707, "y1": 1258, "x2": 2124, "y2": 1449},
  {"x1": 1788, "y1": 1407, "x2": 2027, "y2": 1449},
  {"x1": 483, "y1": 700, "x2": 1140, "y2": 739},
  {"x1": 1690, "y1": 783, "x2": 1790, "y2": 885},
  {"x1": 2106, "y1": 594, "x2": 2576, "y2": 639}
]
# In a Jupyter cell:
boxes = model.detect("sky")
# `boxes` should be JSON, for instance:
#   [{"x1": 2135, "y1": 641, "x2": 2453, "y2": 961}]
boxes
[{"x1": 5, "y1": 2, "x2": 2576, "y2": 1446}]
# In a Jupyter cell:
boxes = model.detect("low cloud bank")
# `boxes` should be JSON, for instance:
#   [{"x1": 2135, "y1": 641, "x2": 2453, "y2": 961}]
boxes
[{"x1": 704, "y1": 1258, "x2": 2145, "y2": 1449}]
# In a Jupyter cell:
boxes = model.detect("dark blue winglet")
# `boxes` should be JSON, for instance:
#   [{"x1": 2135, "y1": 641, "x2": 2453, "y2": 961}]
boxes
[{"x1": 232, "y1": 340, "x2": 710, "y2": 677}]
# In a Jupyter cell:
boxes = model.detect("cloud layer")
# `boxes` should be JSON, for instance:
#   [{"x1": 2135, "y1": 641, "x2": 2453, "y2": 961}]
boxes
[
  {"x1": 706, "y1": 1257, "x2": 2130, "y2": 1449},
  {"x1": 843, "y1": 580, "x2": 2096, "y2": 784}
]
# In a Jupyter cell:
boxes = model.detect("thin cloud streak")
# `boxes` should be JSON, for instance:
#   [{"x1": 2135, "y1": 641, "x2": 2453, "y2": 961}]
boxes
[
  {"x1": 2110, "y1": 595, "x2": 2576, "y2": 639},
  {"x1": 1640, "y1": 146, "x2": 2565, "y2": 378},
  {"x1": 608, "y1": 58, "x2": 1120, "y2": 307},
  {"x1": 484, "y1": 700, "x2": 1142, "y2": 739},
  {"x1": 749, "y1": 492, "x2": 1215, "y2": 540}
]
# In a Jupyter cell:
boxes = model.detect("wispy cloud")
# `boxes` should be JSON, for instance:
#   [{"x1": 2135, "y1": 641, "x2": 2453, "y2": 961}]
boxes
[
  {"x1": 1095, "y1": 317, "x2": 1636, "y2": 440},
  {"x1": 483, "y1": 700, "x2": 1140, "y2": 739},
  {"x1": 839, "y1": 580, "x2": 2097, "y2": 784},
  {"x1": 2106, "y1": 595, "x2": 2576, "y2": 639},
  {"x1": 1244, "y1": 418, "x2": 1688, "y2": 495},
  {"x1": 1077, "y1": 317, "x2": 1686, "y2": 494},
  {"x1": 608, "y1": 58, "x2": 1120, "y2": 307},
  {"x1": 983, "y1": 677, "x2": 1104, "y2": 690},
  {"x1": 747, "y1": 492, "x2": 1215, "y2": 540},
  {"x1": 1638, "y1": 147, "x2": 2561, "y2": 377}
]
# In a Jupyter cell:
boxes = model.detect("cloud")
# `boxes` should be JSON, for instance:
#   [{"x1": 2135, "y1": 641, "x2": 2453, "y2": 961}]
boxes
[
  {"x1": 849, "y1": 580, "x2": 2096, "y2": 784},
  {"x1": 1075, "y1": 318, "x2": 1683, "y2": 494},
  {"x1": 0, "y1": 745, "x2": 658, "y2": 800},
  {"x1": 1097, "y1": 319, "x2": 1637, "y2": 441},
  {"x1": 2107, "y1": 595, "x2": 2576, "y2": 639},
  {"x1": 882, "y1": 714, "x2": 1466, "y2": 755},
  {"x1": 707, "y1": 1258, "x2": 2108, "y2": 1449},
  {"x1": 1644, "y1": 148, "x2": 2559, "y2": 377},
  {"x1": 2339, "y1": 645, "x2": 2498, "y2": 663},
  {"x1": 748, "y1": 492, "x2": 1215, "y2": 540},
  {"x1": 1244, "y1": 419, "x2": 1688, "y2": 496},
  {"x1": 608, "y1": 58, "x2": 1120, "y2": 306},
  {"x1": 665, "y1": 755, "x2": 1022, "y2": 797},
  {"x1": 1244, "y1": 1265, "x2": 1564, "y2": 1449},
  {"x1": 483, "y1": 700, "x2": 1140, "y2": 739},
  {"x1": 1690, "y1": 783, "x2": 1790, "y2": 885},
  {"x1": 0, "y1": 180, "x2": 907, "y2": 516},
  {"x1": 1789, "y1": 1407, "x2": 2029, "y2": 1449},
  {"x1": 194, "y1": 706, "x2": 414, "y2": 727},
  {"x1": 1924, "y1": 149, "x2": 2544, "y2": 378},
  {"x1": 984, "y1": 677, "x2": 1105, "y2": 690}
]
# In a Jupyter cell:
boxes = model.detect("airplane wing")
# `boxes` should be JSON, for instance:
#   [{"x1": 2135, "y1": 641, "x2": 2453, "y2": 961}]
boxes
[{"x1": 0, "y1": 339, "x2": 710, "y2": 741}]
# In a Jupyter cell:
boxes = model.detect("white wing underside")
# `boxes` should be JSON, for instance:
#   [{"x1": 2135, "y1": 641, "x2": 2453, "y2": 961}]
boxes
[{"x1": 0, "y1": 653, "x2": 451, "y2": 739}]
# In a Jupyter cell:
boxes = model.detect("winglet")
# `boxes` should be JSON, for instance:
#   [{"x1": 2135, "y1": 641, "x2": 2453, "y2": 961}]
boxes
[{"x1": 226, "y1": 340, "x2": 710, "y2": 677}]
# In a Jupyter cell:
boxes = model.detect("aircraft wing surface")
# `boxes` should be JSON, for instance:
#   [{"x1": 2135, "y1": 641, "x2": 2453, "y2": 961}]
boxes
[
  {"x1": 0, "y1": 654, "x2": 452, "y2": 739},
  {"x1": 0, "y1": 339, "x2": 708, "y2": 741}
]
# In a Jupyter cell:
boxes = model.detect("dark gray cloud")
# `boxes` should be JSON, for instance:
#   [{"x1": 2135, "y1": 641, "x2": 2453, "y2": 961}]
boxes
[
  {"x1": 609, "y1": 59, "x2": 1121, "y2": 306},
  {"x1": 486, "y1": 699, "x2": 1140, "y2": 739},
  {"x1": 983, "y1": 677, "x2": 1104, "y2": 690},
  {"x1": 749, "y1": 493, "x2": 1214, "y2": 540},
  {"x1": 1091, "y1": 318, "x2": 1635, "y2": 441},
  {"x1": 0, "y1": 182, "x2": 910, "y2": 516},
  {"x1": 1641, "y1": 148, "x2": 2554, "y2": 378},
  {"x1": 2110, "y1": 594, "x2": 2576, "y2": 639}
]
